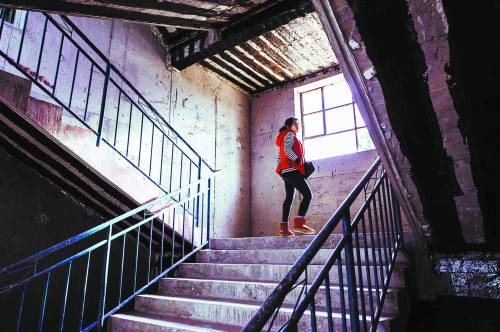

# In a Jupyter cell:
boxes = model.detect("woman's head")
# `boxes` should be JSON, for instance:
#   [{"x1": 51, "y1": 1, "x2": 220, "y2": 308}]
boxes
[{"x1": 279, "y1": 117, "x2": 299, "y2": 133}]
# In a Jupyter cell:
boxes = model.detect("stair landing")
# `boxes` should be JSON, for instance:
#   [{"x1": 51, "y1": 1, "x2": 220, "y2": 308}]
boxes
[{"x1": 109, "y1": 235, "x2": 409, "y2": 331}]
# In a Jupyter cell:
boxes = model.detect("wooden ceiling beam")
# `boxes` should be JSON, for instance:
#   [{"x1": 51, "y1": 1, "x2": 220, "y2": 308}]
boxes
[
  {"x1": 170, "y1": 0, "x2": 314, "y2": 69},
  {"x1": 0, "y1": 0, "x2": 217, "y2": 30},
  {"x1": 92, "y1": 0, "x2": 232, "y2": 18}
]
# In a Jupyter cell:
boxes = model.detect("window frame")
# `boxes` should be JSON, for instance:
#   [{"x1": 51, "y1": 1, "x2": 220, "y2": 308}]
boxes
[{"x1": 296, "y1": 75, "x2": 373, "y2": 159}]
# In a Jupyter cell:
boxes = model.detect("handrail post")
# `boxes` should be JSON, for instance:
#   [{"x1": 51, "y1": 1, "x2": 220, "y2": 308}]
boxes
[
  {"x1": 196, "y1": 156, "x2": 202, "y2": 227},
  {"x1": 207, "y1": 177, "x2": 212, "y2": 246},
  {"x1": 97, "y1": 226, "x2": 112, "y2": 331},
  {"x1": 96, "y1": 63, "x2": 111, "y2": 146},
  {"x1": 342, "y1": 209, "x2": 360, "y2": 332},
  {"x1": 391, "y1": 187, "x2": 404, "y2": 246}
]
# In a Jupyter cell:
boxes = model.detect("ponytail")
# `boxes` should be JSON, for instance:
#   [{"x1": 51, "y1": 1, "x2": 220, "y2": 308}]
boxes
[{"x1": 279, "y1": 117, "x2": 298, "y2": 133}]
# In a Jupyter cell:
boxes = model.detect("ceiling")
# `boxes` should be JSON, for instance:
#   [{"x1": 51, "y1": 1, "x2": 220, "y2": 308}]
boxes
[
  {"x1": 200, "y1": 12, "x2": 338, "y2": 93},
  {"x1": 0, "y1": 0, "x2": 275, "y2": 29},
  {"x1": 3, "y1": 0, "x2": 338, "y2": 94}
]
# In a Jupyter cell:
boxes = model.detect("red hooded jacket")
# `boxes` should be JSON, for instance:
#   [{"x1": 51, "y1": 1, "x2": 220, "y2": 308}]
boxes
[{"x1": 275, "y1": 129, "x2": 305, "y2": 175}]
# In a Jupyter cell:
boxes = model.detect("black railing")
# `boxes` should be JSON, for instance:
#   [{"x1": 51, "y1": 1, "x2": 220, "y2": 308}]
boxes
[
  {"x1": 0, "y1": 7, "x2": 214, "y2": 200},
  {"x1": 243, "y1": 158, "x2": 404, "y2": 331},
  {"x1": 0, "y1": 175, "x2": 214, "y2": 331}
]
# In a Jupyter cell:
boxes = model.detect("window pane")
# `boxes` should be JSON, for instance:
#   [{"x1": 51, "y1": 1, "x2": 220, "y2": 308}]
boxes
[
  {"x1": 301, "y1": 88, "x2": 322, "y2": 114},
  {"x1": 303, "y1": 112, "x2": 324, "y2": 137},
  {"x1": 324, "y1": 81, "x2": 352, "y2": 109},
  {"x1": 357, "y1": 127, "x2": 375, "y2": 151},
  {"x1": 304, "y1": 131, "x2": 357, "y2": 160},
  {"x1": 354, "y1": 104, "x2": 365, "y2": 127},
  {"x1": 325, "y1": 105, "x2": 355, "y2": 134}
]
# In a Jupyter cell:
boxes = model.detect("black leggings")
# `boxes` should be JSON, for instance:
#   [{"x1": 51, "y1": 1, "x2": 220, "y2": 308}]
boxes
[{"x1": 282, "y1": 170, "x2": 313, "y2": 221}]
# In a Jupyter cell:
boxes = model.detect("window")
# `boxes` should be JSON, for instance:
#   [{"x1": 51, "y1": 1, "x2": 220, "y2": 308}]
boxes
[
  {"x1": 0, "y1": 8, "x2": 27, "y2": 29},
  {"x1": 296, "y1": 74, "x2": 374, "y2": 160}
]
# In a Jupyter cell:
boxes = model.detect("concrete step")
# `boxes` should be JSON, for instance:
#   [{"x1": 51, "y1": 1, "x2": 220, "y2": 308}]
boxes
[
  {"x1": 159, "y1": 277, "x2": 405, "y2": 315},
  {"x1": 210, "y1": 233, "x2": 395, "y2": 250},
  {"x1": 176, "y1": 263, "x2": 405, "y2": 288},
  {"x1": 131, "y1": 294, "x2": 396, "y2": 331},
  {"x1": 197, "y1": 248, "x2": 407, "y2": 266},
  {"x1": 109, "y1": 312, "x2": 240, "y2": 332}
]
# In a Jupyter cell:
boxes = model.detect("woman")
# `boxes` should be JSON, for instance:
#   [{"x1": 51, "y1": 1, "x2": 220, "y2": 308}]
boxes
[{"x1": 276, "y1": 117, "x2": 316, "y2": 237}]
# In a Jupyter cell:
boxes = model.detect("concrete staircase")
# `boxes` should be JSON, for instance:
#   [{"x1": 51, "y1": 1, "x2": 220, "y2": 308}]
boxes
[{"x1": 109, "y1": 235, "x2": 409, "y2": 331}]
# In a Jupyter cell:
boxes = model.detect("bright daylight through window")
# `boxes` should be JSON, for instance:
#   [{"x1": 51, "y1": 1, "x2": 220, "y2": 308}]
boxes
[{"x1": 295, "y1": 74, "x2": 374, "y2": 160}]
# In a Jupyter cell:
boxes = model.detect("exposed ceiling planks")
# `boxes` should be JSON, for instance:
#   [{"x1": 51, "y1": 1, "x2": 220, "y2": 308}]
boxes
[
  {"x1": 1, "y1": 0, "x2": 339, "y2": 94},
  {"x1": 0, "y1": 0, "x2": 273, "y2": 29},
  {"x1": 198, "y1": 12, "x2": 339, "y2": 94}
]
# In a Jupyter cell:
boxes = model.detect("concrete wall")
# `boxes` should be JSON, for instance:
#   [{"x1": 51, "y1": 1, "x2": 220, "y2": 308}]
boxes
[
  {"x1": 0, "y1": 13, "x2": 251, "y2": 238},
  {"x1": 250, "y1": 67, "x2": 379, "y2": 236}
]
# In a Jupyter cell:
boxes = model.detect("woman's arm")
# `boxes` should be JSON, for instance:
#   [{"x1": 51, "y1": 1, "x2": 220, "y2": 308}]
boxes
[{"x1": 283, "y1": 132, "x2": 299, "y2": 162}]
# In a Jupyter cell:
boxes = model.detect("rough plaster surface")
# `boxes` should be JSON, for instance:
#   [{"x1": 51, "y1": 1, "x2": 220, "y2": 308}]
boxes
[
  {"x1": 250, "y1": 67, "x2": 380, "y2": 237},
  {"x1": 0, "y1": 14, "x2": 251, "y2": 238},
  {"x1": 408, "y1": 0, "x2": 484, "y2": 243}
]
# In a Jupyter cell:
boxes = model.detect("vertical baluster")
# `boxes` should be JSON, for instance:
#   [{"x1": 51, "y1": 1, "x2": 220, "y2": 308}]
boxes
[
  {"x1": 16, "y1": 11, "x2": 29, "y2": 64},
  {"x1": 160, "y1": 212, "x2": 165, "y2": 272},
  {"x1": 147, "y1": 219, "x2": 153, "y2": 282},
  {"x1": 309, "y1": 297, "x2": 317, "y2": 332},
  {"x1": 113, "y1": 90, "x2": 122, "y2": 146},
  {"x1": 68, "y1": 50, "x2": 80, "y2": 110},
  {"x1": 96, "y1": 64, "x2": 111, "y2": 146},
  {"x1": 0, "y1": 8, "x2": 6, "y2": 40},
  {"x1": 376, "y1": 190, "x2": 390, "y2": 277},
  {"x1": 341, "y1": 211, "x2": 360, "y2": 332},
  {"x1": 200, "y1": 192, "x2": 205, "y2": 244},
  {"x1": 178, "y1": 154, "x2": 184, "y2": 201},
  {"x1": 38, "y1": 272, "x2": 51, "y2": 332},
  {"x1": 353, "y1": 224, "x2": 367, "y2": 331},
  {"x1": 16, "y1": 283, "x2": 27, "y2": 332},
  {"x1": 196, "y1": 157, "x2": 202, "y2": 227},
  {"x1": 169, "y1": 144, "x2": 175, "y2": 193},
  {"x1": 148, "y1": 124, "x2": 155, "y2": 176},
  {"x1": 52, "y1": 34, "x2": 64, "y2": 94},
  {"x1": 384, "y1": 179, "x2": 397, "y2": 249},
  {"x1": 360, "y1": 216, "x2": 375, "y2": 322},
  {"x1": 35, "y1": 17, "x2": 48, "y2": 78},
  {"x1": 371, "y1": 197, "x2": 385, "y2": 291},
  {"x1": 207, "y1": 178, "x2": 212, "y2": 245},
  {"x1": 337, "y1": 257, "x2": 347, "y2": 332},
  {"x1": 126, "y1": 102, "x2": 133, "y2": 156},
  {"x1": 83, "y1": 63, "x2": 93, "y2": 123},
  {"x1": 159, "y1": 135, "x2": 165, "y2": 186},
  {"x1": 381, "y1": 179, "x2": 394, "y2": 259},
  {"x1": 367, "y1": 202, "x2": 381, "y2": 306},
  {"x1": 137, "y1": 114, "x2": 144, "y2": 166},
  {"x1": 79, "y1": 252, "x2": 91, "y2": 331},
  {"x1": 181, "y1": 202, "x2": 186, "y2": 258},
  {"x1": 191, "y1": 195, "x2": 196, "y2": 246},
  {"x1": 324, "y1": 275, "x2": 334, "y2": 332},
  {"x1": 133, "y1": 226, "x2": 140, "y2": 292},
  {"x1": 392, "y1": 188, "x2": 404, "y2": 246},
  {"x1": 118, "y1": 234, "x2": 126, "y2": 304},
  {"x1": 97, "y1": 226, "x2": 112, "y2": 330},
  {"x1": 59, "y1": 262, "x2": 72, "y2": 331},
  {"x1": 171, "y1": 207, "x2": 177, "y2": 266},
  {"x1": 187, "y1": 161, "x2": 192, "y2": 211}
]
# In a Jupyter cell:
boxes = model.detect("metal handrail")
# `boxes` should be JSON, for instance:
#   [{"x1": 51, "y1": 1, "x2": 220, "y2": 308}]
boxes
[
  {"x1": 242, "y1": 157, "x2": 404, "y2": 331},
  {"x1": 0, "y1": 174, "x2": 215, "y2": 331},
  {"x1": 0, "y1": 175, "x2": 213, "y2": 278},
  {"x1": 57, "y1": 16, "x2": 215, "y2": 173},
  {"x1": 0, "y1": 7, "x2": 215, "y2": 205}
]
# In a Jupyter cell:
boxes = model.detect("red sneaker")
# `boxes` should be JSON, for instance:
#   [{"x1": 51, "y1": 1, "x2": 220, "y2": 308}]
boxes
[
  {"x1": 293, "y1": 217, "x2": 316, "y2": 235},
  {"x1": 279, "y1": 222, "x2": 295, "y2": 237}
]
